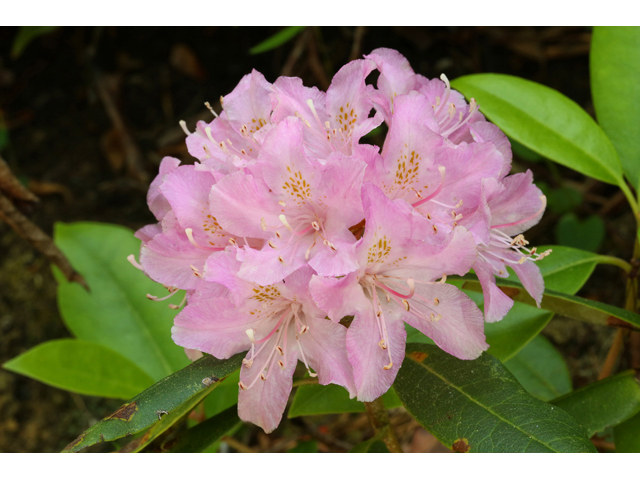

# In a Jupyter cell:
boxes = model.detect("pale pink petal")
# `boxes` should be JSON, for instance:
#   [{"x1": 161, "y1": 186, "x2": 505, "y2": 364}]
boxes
[
  {"x1": 469, "y1": 121, "x2": 512, "y2": 177},
  {"x1": 148, "y1": 157, "x2": 181, "y2": 220},
  {"x1": 184, "y1": 348, "x2": 203, "y2": 361},
  {"x1": 402, "y1": 282, "x2": 488, "y2": 359},
  {"x1": 209, "y1": 171, "x2": 281, "y2": 239},
  {"x1": 299, "y1": 316, "x2": 356, "y2": 398},
  {"x1": 510, "y1": 257, "x2": 544, "y2": 307},
  {"x1": 223, "y1": 69, "x2": 273, "y2": 135},
  {"x1": 473, "y1": 259, "x2": 514, "y2": 323},
  {"x1": 346, "y1": 308, "x2": 406, "y2": 402},
  {"x1": 309, "y1": 272, "x2": 368, "y2": 322},
  {"x1": 238, "y1": 330, "x2": 298, "y2": 433}
]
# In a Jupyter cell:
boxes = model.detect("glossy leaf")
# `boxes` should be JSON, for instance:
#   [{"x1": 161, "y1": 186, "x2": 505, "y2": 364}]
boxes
[
  {"x1": 350, "y1": 438, "x2": 390, "y2": 453},
  {"x1": 288, "y1": 383, "x2": 401, "y2": 418},
  {"x1": 461, "y1": 276, "x2": 640, "y2": 329},
  {"x1": 504, "y1": 335, "x2": 572, "y2": 401},
  {"x1": 62, "y1": 353, "x2": 243, "y2": 453},
  {"x1": 394, "y1": 344, "x2": 596, "y2": 452},
  {"x1": 53, "y1": 222, "x2": 188, "y2": 381},
  {"x1": 614, "y1": 412, "x2": 640, "y2": 453},
  {"x1": 591, "y1": 27, "x2": 640, "y2": 189},
  {"x1": 249, "y1": 26, "x2": 306, "y2": 54},
  {"x1": 160, "y1": 405, "x2": 241, "y2": 453},
  {"x1": 530, "y1": 245, "x2": 599, "y2": 295},
  {"x1": 11, "y1": 26, "x2": 59, "y2": 58},
  {"x1": 553, "y1": 370, "x2": 640, "y2": 437},
  {"x1": 3, "y1": 339, "x2": 154, "y2": 400},
  {"x1": 451, "y1": 74, "x2": 624, "y2": 186}
]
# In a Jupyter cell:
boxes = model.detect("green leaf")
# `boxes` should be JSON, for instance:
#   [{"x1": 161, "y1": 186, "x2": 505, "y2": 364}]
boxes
[
  {"x1": 160, "y1": 405, "x2": 241, "y2": 453},
  {"x1": 510, "y1": 137, "x2": 544, "y2": 162},
  {"x1": 349, "y1": 438, "x2": 390, "y2": 453},
  {"x1": 591, "y1": 27, "x2": 640, "y2": 189},
  {"x1": 504, "y1": 335, "x2": 572, "y2": 401},
  {"x1": 289, "y1": 440, "x2": 319, "y2": 453},
  {"x1": 2, "y1": 339, "x2": 154, "y2": 399},
  {"x1": 614, "y1": 412, "x2": 640, "y2": 452},
  {"x1": 288, "y1": 383, "x2": 401, "y2": 418},
  {"x1": 394, "y1": 344, "x2": 596, "y2": 452},
  {"x1": 53, "y1": 222, "x2": 188, "y2": 381},
  {"x1": 12, "y1": 26, "x2": 59, "y2": 58},
  {"x1": 249, "y1": 26, "x2": 306, "y2": 55},
  {"x1": 203, "y1": 370, "x2": 241, "y2": 417},
  {"x1": 451, "y1": 74, "x2": 624, "y2": 186},
  {"x1": 553, "y1": 370, "x2": 640, "y2": 437},
  {"x1": 531, "y1": 245, "x2": 600, "y2": 295},
  {"x1": 555, "y1": 213, "x2": 605, "y2": 253},
  {"x1": 62, "y1": 353, "x2": 243, "y2": 453},
  {"x1": 461, "y1": 276, "x2": 640, "y2": 329}
]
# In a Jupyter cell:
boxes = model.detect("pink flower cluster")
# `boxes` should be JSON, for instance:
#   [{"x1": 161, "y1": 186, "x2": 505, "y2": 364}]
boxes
[{"x1": 132, "y1": 49, "x2": 549, "y2": 433}]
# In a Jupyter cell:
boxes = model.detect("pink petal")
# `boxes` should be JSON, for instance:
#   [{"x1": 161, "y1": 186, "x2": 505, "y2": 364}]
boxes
[
  {"x1": 473, "y1": 259, "x2": 514, "y2": 323},
  {"x1": 148, "y1": 156, "x2": 181, "y2": 220},
  {"x1": 223, "y1": 69, "x2": 273, "y2": 135}
]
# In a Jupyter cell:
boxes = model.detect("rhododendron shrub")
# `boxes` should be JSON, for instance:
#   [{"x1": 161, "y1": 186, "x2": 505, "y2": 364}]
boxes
[{"x1": 131, "y1": 49, "x2": 550, "y2": 433}]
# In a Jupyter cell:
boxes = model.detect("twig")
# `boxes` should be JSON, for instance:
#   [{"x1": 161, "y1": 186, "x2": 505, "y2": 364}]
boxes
[
  {"x1": 598, "y1": 328, "x2": 625, "y2": 380},
  {"x1": 0, "y1": 189, "x2": 88, "y2": 289},
  {"x1": 292, "y1": 377, "x2": 319, "y2": 388},
  {"x1": 0, "y1": 154, "x2": 39, "y2": 203},
  {"x1": 364, "y1": 397, "x2": 403, "y2": 453},
  {"x1": 92, "y1": 71, "x2": 148, "y2": 183},
  {"x1": 307, "y1": 31, "x2": 331, "y2": 91},
  {"x1": 281, "y1": 28, "x2": 310, "y2": 77},
  {"x1": 348, "y1": 26, "x2": 367, "y2": 61}
]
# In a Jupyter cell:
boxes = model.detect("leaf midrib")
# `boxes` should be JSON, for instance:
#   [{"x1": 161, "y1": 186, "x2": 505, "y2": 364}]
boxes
[
  {"x1": 68, "y1": 233, "x2": 174, "y2": 378},
  {"x1": 454, "y1": 77, "x2": 622, "y2": 185},
  {"x1": 407, "y1": 355, "x2": 560, "y2": 452}
]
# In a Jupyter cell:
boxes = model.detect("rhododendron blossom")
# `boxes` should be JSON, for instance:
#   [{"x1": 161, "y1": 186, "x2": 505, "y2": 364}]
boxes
[{"x1": 131, "y1": 47, "x2": 548, "y2": 433}]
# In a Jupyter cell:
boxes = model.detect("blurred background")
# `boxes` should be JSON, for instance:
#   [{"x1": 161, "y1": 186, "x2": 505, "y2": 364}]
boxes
[{"x1": 0, "y1": 26, "x2": 634, "y2": 452}]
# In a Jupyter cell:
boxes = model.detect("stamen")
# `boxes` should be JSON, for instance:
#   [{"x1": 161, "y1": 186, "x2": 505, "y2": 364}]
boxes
[
  {"x1": 190, "y1": 265, "x2": 203, "y2": 278},
  {"x1": 268, "y1": 240, "x2": 277, "y2": 249},
  {"x1": 434, "y1": 297, "x2": 440, "y2": 305},
  {"x1": 383, "y1": 362, "x2": 393, "y2": 370},
  {"x1": 205, "y1": 126, "x2": 216, "y2": 144},
  {"x1": 402, "y1": 299, "x2": 410, "y2": 311},
  {"x1": 179, "y1": 120, "x2": 190, "y2": 135},
  {"x1": 242, "y1": 358, "x2": 253, "y2": 368},
  {"x1": 378, "y1": 339, "x2": 387, "y2": 349},
  {"x1": 146, "y1": 289, "x2": 179, "y2": 302},
  {"x1": 278, "y1": 200, "x2": 287, "y2": 207},
  {"x1": 412, "y1": 166, "x2": 446, "y2": 208},
  {"x1": 439, "y1": 275, "x2": 447, "y2": 284},
  {"x1": 278, "y1": 256, "x2": 285, "y2": 264},
  {"x1": 238, "y1": 381, "x2": 248, "y2": 390},
  {"x1": 279, "y1": 214, "x2": 293, "y2": 232}
]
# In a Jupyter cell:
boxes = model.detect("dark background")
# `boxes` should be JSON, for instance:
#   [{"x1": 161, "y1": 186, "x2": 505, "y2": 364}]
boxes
[{"x1": 0, "y1": 26, "x2": 632, "y2": 452}]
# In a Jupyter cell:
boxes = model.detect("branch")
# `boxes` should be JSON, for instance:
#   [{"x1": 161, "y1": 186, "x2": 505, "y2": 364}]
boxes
[{"x1": 364, "y1": 397, "x2": 403, "y2": 453}]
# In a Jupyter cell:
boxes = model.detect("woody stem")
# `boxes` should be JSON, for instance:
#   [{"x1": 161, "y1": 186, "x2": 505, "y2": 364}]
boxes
[{"x1": 363, "y1": 397, "x2": 403, "y2": 453}]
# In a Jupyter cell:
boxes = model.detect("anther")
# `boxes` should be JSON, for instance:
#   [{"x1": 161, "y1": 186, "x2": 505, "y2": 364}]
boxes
[
  {"x1": 383, "y1": 362, "x2": 393, "y2": 370},
  {"x1": 260, "y1": 373, "x2": 267, "y2": 381},
  {"x1": 434, "y1": 297, "x2": 440, "y2": 305},
  {"x1": 268, "y1": 240, "x2": 277, "y2": 249},
  {"x1": 190, "y1": 265, "x2": 203, "y2": 278},
  {"x1": 179, "y1": 120, "x2": 190, "y2": 135},
  {"x1": 278, "y1": 200, "x2": 287, "y2": 207},
  {"x1": 378, "y1": 339, "x2": 387, "y2": 349},
  {"x1": 299, "y1": 325, "x2": 309, "y2": 334},
  {"x1": 275, "y1": 231, "x2": 282, "y2": 239},
  {"x1": 242, "y1": 358, "x2": 253, "y2": 368},
  {"x1": 277, "y1": 256, "x2": 285, "y2": 264},
  {"x1": 433, "y1": 225, "x2": 438, "y2": 234},
  {"x1": 204, "y1": 101, "x2": 218, "y2": 118},
  {"x1": 311, "y1": 221, "x2": 320, "y2": 231},
  {"x1": 246, "y1": 329, "x2": 256, "y2": 343},
  {"x1": 228, "y1": 238, "x2": 237, "y2": 246},
  {"x1": 278, "y1": 360, "x2": 285, "y2": 370},
  {"x1": 402, "y1": 299, "x2": 410, "y2": 311},
  {"x1": 276, "y1": 346, "x2": 284, "y2": 356},
  {"x1": 238, "y1": 381, "x2": 248, "y2": 391},
  {"x1": 439, "y1": 275, "x2": 447, "y2": 284}
]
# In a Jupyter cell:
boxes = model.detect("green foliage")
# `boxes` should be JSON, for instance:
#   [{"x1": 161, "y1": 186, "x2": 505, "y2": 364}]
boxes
[
  {"x1": 394, "y1": 344, "x2": 596, "y2": 452},
  {"x1": 545, "y1": 187, "x2": 583, "y2": 215},
  {"x1": 203, "y1": 370, "x2": 241, "y2": 417},
  {"x1": 12, "y1": 26, "x2": 59, "y2": 58},
  {"x1": 591, "y1": 27, "x2": 640, "y2": 190},
  {"x1": 53, "y1": 222, "x2": 188, "y2": 381},
  {"x1": 2, "y1": 339, "x2": 153, "y2": 400},
  {"x1": 349, "y1": 438, "x2": 390, "y2": 453},
  {"x1": 461, "y1": 276, "x2": 640, "y2": 329},
  {"x1": 451, "y1": 74, "x2": 624, "y2": 187},
  {"x1": 249, "y1": 27, "x2": 306, "y2": 55},
  {"x1": 62, "y1": 353, "x2": 243, "y2": 453},
  {"x1": 160, "y1": 405, "x2": 241, "y2": 453},
  {"x1": 531, "y1": 245, "x2": 600, "y2": 295},
  {"x1": 553, "y1": 370, "x2": 640, "y2": 437},
  {"x1": 504, "y1": 335, "x2": 572, "y2": 401},
  {"x1": 555, "y1": 213, "x2": 605, "y2": 253},
  {"x1": 288, "y1": 383, "x2": 401, "y2": 418},
  {"x1": 614, "y1": 412, "x2": 640, "y2": 453}
]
